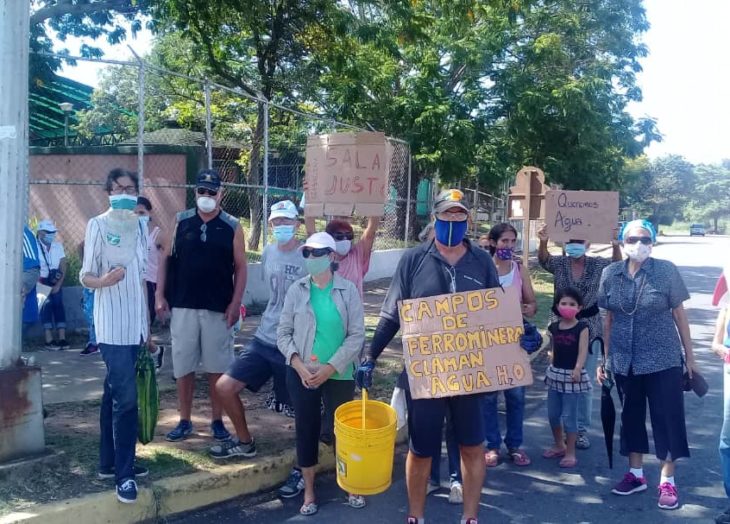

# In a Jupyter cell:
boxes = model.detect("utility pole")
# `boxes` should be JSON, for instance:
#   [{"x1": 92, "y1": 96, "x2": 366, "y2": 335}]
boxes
[{"x1": 0, "y1": 0, "x2": 45, "y2": 462}]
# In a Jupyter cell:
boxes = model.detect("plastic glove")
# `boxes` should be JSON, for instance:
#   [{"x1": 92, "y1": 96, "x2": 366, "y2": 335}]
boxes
[
  {"x1": 355, "y1": 359, "x2": 375, "y2": 389},
  {"x1": 520, "y1": 321, "x2": 543, "y2": 354}
]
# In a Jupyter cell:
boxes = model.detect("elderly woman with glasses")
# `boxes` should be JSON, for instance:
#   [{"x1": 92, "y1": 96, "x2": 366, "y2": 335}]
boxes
[
  {"x1": 597, "y1": 219, "x2": 697, "y2": 511},
  {"x1": 277, "y1": 232, "x2": 366, "y2": 516}
]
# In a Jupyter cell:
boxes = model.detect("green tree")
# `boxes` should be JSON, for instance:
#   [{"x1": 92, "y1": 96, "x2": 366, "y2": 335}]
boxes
[
  {"x1": 685, "y1": 164, "x2": 730, "y2": 233},
  {"x1": 636, "y1": 155, "x2": 696, "y2": 226}
]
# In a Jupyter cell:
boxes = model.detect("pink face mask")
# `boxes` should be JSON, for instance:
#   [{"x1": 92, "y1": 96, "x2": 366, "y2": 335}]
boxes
[{"x1": 558, "y1": 305, "x2": 579, "y2": 320}]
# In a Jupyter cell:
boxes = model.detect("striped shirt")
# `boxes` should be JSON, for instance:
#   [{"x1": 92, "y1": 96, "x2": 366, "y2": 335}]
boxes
[
  {"x1": 80, "y1": 210, "x2": 148, "y2": 346},
  {"x1": 23, "y1": 226, "x2": 40, "y2": 270}
]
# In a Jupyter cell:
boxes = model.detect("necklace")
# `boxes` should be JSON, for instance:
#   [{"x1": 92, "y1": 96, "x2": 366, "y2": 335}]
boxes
[{"x1": 618, "y1": 273, "x2": 646, "y2": 316}]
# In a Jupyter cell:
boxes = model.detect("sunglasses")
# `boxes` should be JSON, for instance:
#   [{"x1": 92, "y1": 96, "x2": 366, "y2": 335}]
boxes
[
  {"x1": 196, "y1": 187, "x2": 218, "y2": 197},
  {"x1": 624, "y1": 236, "x2": 652, "y2": 245},
  {"x1": 331, "y1": 232, "x2": 354, "y2": 241},
  {"x1": 302, "y1": 247, "x2": 332, "y2": 258}
]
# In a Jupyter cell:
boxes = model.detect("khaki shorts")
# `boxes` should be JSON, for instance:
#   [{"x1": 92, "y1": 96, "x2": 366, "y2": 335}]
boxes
[{"x1": 170, "y1": 308, "x2": 234, "y2": 378}]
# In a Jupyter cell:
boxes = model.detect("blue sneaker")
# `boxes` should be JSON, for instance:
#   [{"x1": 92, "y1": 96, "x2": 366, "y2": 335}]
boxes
[
  {"x1": 116, "y1": 479, "x2": 137, "y2": 504},
  {"x1": 211, "y1": 419, "x2": 231, "y2": 442},
  {"x1": 165, "y1": 420, "x2": 193, "y2": 442}
]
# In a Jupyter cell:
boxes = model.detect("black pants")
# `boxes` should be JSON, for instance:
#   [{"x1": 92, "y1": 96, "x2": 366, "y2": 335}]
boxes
[
  {"x1": 616, "y1": 366, "x2": 689, "y2": 461},
  {"x1": 146, "y1": 281, "x2": 157, "y2": 326},
  {"x1": 287, "y1": 367, "x2": 354, "y2": 468}
]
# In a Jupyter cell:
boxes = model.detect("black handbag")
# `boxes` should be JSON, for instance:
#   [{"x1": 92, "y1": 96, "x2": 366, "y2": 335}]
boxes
[{"x1": 39, "y1": 242, "x2": 63, "y2": 286}]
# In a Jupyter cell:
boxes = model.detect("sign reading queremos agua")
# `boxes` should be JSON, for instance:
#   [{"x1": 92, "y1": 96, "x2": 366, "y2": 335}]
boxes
[
  {"x1": 545, "y1": 190, "x2": 619, "y2": 243},
  {"x1": 398, "y1": 286, "x2": 533, "y2": 400}
]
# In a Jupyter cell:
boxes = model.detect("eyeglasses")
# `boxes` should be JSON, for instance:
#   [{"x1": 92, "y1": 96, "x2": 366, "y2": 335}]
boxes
[
  {"x1": 111, "y1": 184, "x2": 137, "y2": 195},
  {"x1": 624, "y1": 236, "x2": 652, "y2": 245},
  {"x1": 331, "y1": 232, "x2": 354, "y2": 241},
  {"x1": 196, "y1": 187, "x2": 218, "y2": 197},
  {"x1": 200, "y1": 223, "x2": 207, "y2": 243},
  {"x1": 302, "y1": 247, "x2": 331, "y2": 258},
  {"x1": 436, "y1": 211, "x2": 468, "y2": 222}
]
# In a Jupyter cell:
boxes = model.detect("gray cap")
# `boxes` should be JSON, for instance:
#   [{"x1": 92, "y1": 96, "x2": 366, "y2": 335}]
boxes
[{"x1": 433, "y1": 189, "x2": 469, "y2": 214}]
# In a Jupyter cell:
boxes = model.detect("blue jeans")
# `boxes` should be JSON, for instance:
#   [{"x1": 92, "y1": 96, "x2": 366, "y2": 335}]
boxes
[
  {"x1": 82, "y1": 288, "x2": 96, "y2": 346},
  {"x1": 577, "y1": 347, "x2": 598, "y2": 433},
  {"x1": 720, "y1": 363, "x2": 730, "y2": 499},
  {"x1": 482, "y1": 386, "x2": 525, "y2": 449},
  {"x1": 40, "y1": 288, "x2": 66, "y2": 329},
  {"x1": 430, "y1": 408, "x2": 462, "y2": 484},
  {"x1": 99, "y1": 344, "x2": 138, "y2": 484},
  {"x1": 548, "y1": 389, "x2": 581, "y2": 434}
]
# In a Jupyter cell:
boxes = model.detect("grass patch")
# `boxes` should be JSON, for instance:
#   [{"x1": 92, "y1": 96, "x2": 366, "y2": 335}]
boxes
[{"x1": 530, "y1": 267, "x2": 554, "y2": 330}]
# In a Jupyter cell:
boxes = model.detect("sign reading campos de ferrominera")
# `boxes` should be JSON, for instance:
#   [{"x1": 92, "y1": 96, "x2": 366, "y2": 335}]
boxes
[
  {"x1": 545, "y1": 190, "x2": 619, "y2": 243},
  {"x1": 398, "y1": 286, "x2": 534, "y2": 400},
  {"x1": 303, "y1": 131, "x2": 390, "y2": 217}
]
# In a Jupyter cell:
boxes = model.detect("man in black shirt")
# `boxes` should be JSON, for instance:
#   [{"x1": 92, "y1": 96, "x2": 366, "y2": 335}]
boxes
[
  {"x1": 156, "y1": 169, "x2": 248, "y2": 445},
  {"x1": 357, "y1": 189, "x2": 499, "y2": 524}
]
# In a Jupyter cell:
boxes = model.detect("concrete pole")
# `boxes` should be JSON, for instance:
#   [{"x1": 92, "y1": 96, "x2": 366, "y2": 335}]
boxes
[
  {"x1": 204, "y1": 80, "x2": 213, "y2": 169},
  {"x1": 0, "y1": 0, "x2": 30, "y2": 369},
  {"x1": 262, "y1": 100, "x2": 269, "y2": 248}
]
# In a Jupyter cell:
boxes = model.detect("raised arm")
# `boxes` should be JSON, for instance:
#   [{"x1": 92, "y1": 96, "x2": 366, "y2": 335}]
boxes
[
  {"x1": 359, "y1": 216, "x2": 380, "y2": 257},
  {"x1": 520, "y1": 265, "x2": 537, "y2": 317},
  {"x1": 537, "y1": 224, "x2": 552, "y2": 269}
]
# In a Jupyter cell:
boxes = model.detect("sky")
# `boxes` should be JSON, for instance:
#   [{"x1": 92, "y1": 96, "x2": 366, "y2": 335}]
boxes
[{"x1": 55, "y1": 0, "x2": 729, "y2": 165}]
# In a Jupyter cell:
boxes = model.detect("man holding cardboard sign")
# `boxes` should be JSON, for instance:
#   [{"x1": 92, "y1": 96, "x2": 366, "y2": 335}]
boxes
[{"x1": 356, "y1": 189, "x2": 506, "y2": 524}]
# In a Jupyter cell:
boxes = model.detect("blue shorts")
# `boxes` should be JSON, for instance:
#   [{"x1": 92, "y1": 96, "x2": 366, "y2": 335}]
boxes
[
  {"x1": 405, "y1": 386, "x2": 486, "y2": 458},
  {"x1": 225, "y1": 337, "x2": 288, "y2": 400}
]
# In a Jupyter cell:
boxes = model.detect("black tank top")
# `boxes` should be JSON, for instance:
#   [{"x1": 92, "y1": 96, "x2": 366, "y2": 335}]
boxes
[
  {"x1": 170, "y1": 208, "x2": 238, "y2": 313},
  {"x1": 548, "y1": 321, "x2": 588, "y2": 370}
]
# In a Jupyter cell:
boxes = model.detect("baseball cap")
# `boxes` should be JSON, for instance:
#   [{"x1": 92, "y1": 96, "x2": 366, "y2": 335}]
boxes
[
  {"x1": 196, "y1": 169, "x2": 222, "y2": 191},
  {"x1": 269, "y1": 200, "x2": 298, "y2": 220},
  {"x1": 301, "y1": 232, "x2": 336, "y2": 252},
  {"x1": 37, "y1": 219, "x2": 57, "y2": 233},
  {"x1": 433, "y1": 188, "x2": 469, "y2": 214}
]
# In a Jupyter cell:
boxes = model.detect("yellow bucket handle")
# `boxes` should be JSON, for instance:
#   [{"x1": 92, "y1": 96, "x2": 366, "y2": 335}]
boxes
[{"x1": 361, "y1": 388, "x2": 368, "y2": 430}]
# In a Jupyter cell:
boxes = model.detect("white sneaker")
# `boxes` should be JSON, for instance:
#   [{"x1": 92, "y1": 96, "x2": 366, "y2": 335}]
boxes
[{"x1": 449, "y1": 481, "x2": 463, "y2": 504}]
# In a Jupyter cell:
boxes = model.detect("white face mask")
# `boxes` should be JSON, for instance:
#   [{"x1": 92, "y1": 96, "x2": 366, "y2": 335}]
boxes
[
  {"x1": 335, "y1": 239, "x2": 352, "y2": 256},
  {"x1": 196, "y1": 196, "x2": 217, "y2": 214},
  {"x1": 623, "y1": 242, "x2": 652, "y2": 263}
]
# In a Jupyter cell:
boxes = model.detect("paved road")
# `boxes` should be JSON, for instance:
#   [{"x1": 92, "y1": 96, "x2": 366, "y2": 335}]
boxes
[{"x1": 172, "y1": 235, "x2": 730, "y2": 524}]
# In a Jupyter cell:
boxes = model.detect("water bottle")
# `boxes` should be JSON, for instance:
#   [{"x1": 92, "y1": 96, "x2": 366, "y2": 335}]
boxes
[{"x1": 306, "y1": 355, "x2": 323, "y2": 374}]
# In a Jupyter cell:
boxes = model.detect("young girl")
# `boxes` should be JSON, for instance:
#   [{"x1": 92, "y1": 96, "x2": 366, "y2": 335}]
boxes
[{"x1": 543, "y1": 287, "x2": 591, "y2": 468}]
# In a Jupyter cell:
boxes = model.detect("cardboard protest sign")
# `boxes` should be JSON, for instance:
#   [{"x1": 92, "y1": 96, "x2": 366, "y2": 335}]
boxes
[
  {"x1": 545, "y1": 190, "x2": 619, "y2": 243},
  {"x1": 303, "y1": 131, "x2": 390, "y2": 217},
  {"x1": 398, "y1": 286, "x2": 533, "y2": 400}
]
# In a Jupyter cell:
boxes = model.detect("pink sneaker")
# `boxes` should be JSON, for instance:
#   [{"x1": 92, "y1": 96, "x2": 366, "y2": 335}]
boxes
[{"x1": 658, "y1": 482, "x2": 678, "y2": 510}]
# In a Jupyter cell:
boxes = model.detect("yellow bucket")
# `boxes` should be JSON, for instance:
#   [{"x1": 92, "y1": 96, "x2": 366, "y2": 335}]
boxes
[{"x1": 334, "y1": 390, "x2": 397, "y2": 495}]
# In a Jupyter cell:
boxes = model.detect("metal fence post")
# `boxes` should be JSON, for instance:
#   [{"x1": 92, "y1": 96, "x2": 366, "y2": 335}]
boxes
[
  {"x1": 404, "y1": 151, "x2": 412, "y2": 244},
  {"x1": 204, "y1": 80, "x2": 213, "y2": 170},
  {"x1": 262, "y1": 100, "x2": 270, "y2": 248},
  {"x1": 136, "y1": 62, "x2": 145, "y2": 189}
]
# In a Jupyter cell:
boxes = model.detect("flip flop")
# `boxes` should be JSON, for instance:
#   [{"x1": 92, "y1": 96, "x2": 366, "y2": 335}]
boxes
[
  {"x1": 485, "y1": 449, "x2": 500, "y2": 467},
  {"x1": 559, "y1": 457, "x2": 578, "y2": 468},
  {"x1": 348, "y1": 494, "x2": 366, "y2": 509},
  {"x1": 508, "y1": 448, "x2": 531, "y2": 466},
  {"x1": 542, "y1": 448, "x2": 566, "y2": 459},
  {"x1": 300, "y1": 502, "x2": 318, "y2": 516}
]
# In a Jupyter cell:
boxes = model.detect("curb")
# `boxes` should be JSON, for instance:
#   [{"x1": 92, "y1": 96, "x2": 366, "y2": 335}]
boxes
[{"x1": 1, "y1": 445, "x2": 335, "y2": 524}]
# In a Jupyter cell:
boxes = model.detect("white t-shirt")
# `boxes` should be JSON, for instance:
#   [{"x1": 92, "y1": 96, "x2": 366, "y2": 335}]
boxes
[{"x1": 39, "y1": 240, "x2": 65, "y2": 278}]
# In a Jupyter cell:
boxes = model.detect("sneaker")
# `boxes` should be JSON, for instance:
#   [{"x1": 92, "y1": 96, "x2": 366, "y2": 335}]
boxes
[
  {"x1": 209, "y1": 437, "x2": 256, "y2": 459},
  {"x1": 715, "y1": 507, "x2": 730, "y2": 524},
  {"x1": 658, "y1": 482, "x2": 679, "y2": 510},
  {"x1": 406, "y1": 517, "x2": 420, "y2": 524},
  {"x1": 463, "y1": 519, "x2": 478, "y2": 524},
  {"x1": 98, "y1": 465, "x2": 149, "y2": 480},
  {"x1": 155, "y1": 346, "x2": 165, "y2": 369},
  {"x1": 284, "y1": 404, "x2": 296, "y2": 418},
  {"x1": 116, "y1": 479, "x2": 137, "y2": 504},
  {"x1": 57, "y1": 339, "x2": 70, "y2": 350},
  {"x1": 44, "y1": 340, "x2": 60, "y2": 351},
  {"x1": 611, "y1": 472, "x2": 648, "y2": 496},
  {"x1": 576, "y1": 432, "x2": 591, "y2": 450},
  {"x1": 210, "y1": 419, "x2": 231, "y2": 441},
  {"x1": 278, "y1": 468, "x2": 304, "y2": 498},
  {"x1": 265, "y1": 391, "x2": 276, "y2": 411},
  {"x1": 80, "y1": 344, "x2": 99, "y2": 356},
  {"x1": 448, "y1": 480, "x2": 463, "y2": 504},
  {"x1": 427, "y1": 481, "x2": 440, "y2": 495},
  {"x1": 165, "y1": 420, "x2": 193, "y2": 442}
]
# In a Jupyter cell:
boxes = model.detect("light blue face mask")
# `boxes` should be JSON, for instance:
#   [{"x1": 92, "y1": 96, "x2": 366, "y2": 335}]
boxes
[
  {"x1": 305, "y1": 256, "x2": 331, "y2": 276},
  {"x1": 565, "y1": 243, "x2": 587, "y2": 259},
  {"x1": 272, "y1": 224, "x2": 295, "y2": 244},
  {"x1": 109, "y1": 194, "x2": 138, "y2": 211},
  {"x1": 138, "y1": 215, "x2": 150, "y2": 225},
  {"x1": 41, "y1": 233, "x2": 55, "y2": 245}
]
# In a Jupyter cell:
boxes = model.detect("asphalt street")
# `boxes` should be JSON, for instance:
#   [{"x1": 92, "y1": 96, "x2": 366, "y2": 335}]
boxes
[{"x1": 171, "y1": 235, "x2": 730, "y2": 524}]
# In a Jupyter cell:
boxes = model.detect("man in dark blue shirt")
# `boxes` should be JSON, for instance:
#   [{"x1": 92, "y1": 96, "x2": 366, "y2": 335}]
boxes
[{"x1": 358, "y1": 189, "x2": 499, "y2": 524}]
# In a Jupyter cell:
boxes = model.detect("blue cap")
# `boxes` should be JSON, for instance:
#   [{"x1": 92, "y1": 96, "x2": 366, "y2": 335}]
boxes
[{"x1": 196, "y1": 169, "x2": 221, "y2": 191}]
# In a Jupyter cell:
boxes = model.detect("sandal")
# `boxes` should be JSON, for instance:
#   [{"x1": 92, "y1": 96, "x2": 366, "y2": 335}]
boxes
[
  {"x1": 542, "y1": 448, "x2": 566, "y2": 459},
  {"x1": 300, "y1": 502, "x2": 319, "y2": 516},
  {"x1": 485, "y1": 449, "x2": 500, "y2": 467},
  {"x1": 559, "y1": 457, "x2": 577, "y2": 468},
  {"x1": 507, "y1": 448, "x2": 531, "y2": 466},
  {"x1": 348, "y1": 494, "x2": 366, "y2": 509}
]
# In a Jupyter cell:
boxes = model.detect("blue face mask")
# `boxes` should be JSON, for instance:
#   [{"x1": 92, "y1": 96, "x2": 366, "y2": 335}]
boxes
[
  {"x1": 41, "y1": 233, "x2": 55, "y2": 245},
  {"x1": 434, "y1": 219, "x2": 468, "y2": 247},
  {"x1": 272, "y1": 225, "x2": 295, "y2": 244},
  {"x1": 109, "y1": 194, "x2": 138, "y2": 211},
  {"x1": 565, "y1": 243, "x2": 586, "y2": 259},
  {"x1": 138, "y1": 215, "x2": 150, "y2": 225},
  {"x1": 305, "y1": 256, "x2": 331, "y2": 276}
]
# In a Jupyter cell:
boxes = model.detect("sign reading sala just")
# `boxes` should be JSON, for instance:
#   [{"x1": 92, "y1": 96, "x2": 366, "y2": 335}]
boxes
[
  {"x1": 304, "y1": 131, "x2": 390, "y2": 217},
  {"x1": 545, "y1": 190, "x2": 619, "y2": 243},
  {"x1": 398, "y1": 286, "x2": 533, "y2": 400}
]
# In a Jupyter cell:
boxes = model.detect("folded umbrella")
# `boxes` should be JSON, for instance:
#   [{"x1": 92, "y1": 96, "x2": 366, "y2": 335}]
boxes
[{"x1": 594, "y1": 337, "x2": 616, "y2": 469}]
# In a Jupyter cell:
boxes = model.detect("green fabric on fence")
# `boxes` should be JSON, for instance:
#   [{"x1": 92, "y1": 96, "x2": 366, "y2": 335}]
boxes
[{"x1": 136, "y1": 345, "x2": 159, "y2": 445}]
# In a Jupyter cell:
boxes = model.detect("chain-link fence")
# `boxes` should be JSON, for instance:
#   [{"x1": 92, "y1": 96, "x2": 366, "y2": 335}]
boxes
[{"x1": 28, "y1": 52, "x2": 421, "y2": 270}]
